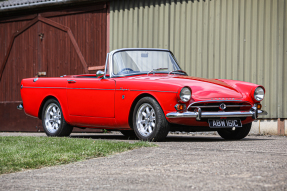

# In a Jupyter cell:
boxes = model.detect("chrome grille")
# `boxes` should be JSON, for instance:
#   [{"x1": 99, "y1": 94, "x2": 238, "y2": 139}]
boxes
[{"x1": 188, "y1": 101, "x2": 252, "y2": 112}]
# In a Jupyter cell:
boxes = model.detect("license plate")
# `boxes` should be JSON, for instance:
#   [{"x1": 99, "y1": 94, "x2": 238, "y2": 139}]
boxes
[{"x1": 208, "y1": 119, "x2": 242, "y2": 128}]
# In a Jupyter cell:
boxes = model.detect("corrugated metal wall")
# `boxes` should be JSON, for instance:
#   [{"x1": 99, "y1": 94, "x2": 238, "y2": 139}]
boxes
[{"x1": 110, "y1": 0, "x2": 287, "y2": 119}]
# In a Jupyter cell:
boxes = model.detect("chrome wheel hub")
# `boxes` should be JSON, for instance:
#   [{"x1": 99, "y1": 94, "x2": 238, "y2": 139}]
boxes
[
  {"x1": 44, "y1": 103, "x2": 61, "y2": 133},
  {"x1": 136, "y1": 103, "x2": 156, "y2": 137}
]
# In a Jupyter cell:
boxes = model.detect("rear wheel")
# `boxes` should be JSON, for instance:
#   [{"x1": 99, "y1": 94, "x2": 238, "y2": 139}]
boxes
[
  {"x1": 42, "y1": 99, "x2": 73, "y2": 137},
  {"x1": 133, "y1": 97, "x2": 169, "y2": 141},
  {"x1": 217, "y1": 122, "x2": 252, "y2": 140}
]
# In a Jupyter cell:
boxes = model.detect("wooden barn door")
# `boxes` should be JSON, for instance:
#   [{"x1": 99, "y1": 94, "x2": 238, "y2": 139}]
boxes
[
  {"x1": 0, "y1": 17, "x2": 43, "y2": 131},
  {"x1": 0, "y1": 4, "x2": 107, "y2": 132}
]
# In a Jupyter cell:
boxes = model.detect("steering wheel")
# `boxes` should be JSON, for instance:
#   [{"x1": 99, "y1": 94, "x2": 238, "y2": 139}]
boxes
[{"x1": 118, "y1": 68, "x2": 134, "y2": 74}]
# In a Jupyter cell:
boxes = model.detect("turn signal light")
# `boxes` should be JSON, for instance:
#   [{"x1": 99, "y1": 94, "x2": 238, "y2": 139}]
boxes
[
  {"x1": 257, "y1": 104, "x2": 262, "y2": 110},
  {"x1": 175, "y1": 104, "x2": 186, "y2": 112}
]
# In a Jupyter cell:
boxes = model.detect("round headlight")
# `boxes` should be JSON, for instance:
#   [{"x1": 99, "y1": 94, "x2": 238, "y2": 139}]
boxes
[
  {"x1": 180, "y1": 87, "x2": 191, "y2": 102},
  {"x1": 254, "y1": 87, "x2": 264, "y2": 101}
]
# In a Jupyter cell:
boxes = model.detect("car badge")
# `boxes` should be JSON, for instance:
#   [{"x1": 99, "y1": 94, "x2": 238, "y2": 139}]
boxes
[
  {"x1": 219, "y1": 103, "x2": 226, "y2": 110},
  {"x1": 211, "y1": 98, "x2": 235, "y2": 100}
]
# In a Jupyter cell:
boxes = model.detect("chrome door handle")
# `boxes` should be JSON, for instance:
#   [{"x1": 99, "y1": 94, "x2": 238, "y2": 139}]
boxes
[{"x1": 67, "y1": 79, "x2": 76, "y2": 83}]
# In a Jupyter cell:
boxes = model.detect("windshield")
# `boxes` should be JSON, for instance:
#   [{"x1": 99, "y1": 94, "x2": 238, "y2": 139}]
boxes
[{"x1": 112, "y1": 50, "x2": 181, "y2": 76}]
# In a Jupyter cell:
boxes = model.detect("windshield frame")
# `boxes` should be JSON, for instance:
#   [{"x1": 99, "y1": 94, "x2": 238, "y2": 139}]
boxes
[{"x1": 106, "y1": 48, "x2": 183, "y2": 78}]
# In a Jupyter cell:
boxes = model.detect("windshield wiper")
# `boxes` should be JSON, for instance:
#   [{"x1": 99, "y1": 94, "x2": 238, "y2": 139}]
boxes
[
  {"x1": 147, "y1": 68, "x2": 169, "y2": 75},
  {"x1": 153, "y1": 67, "x2": 168, "y2": 71},
  {"x1": 169, "y1": 70, "x2": 188, "y2": 75}
]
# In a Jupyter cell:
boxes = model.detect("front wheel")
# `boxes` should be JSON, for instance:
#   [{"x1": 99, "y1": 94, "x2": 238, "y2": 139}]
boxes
[
  {"x1": 133, "y1": 97, "x2": 170, "y2": 141},
  {"x1": 42, "y1": 99, "x2": 73, "y2": 137},
  {"x1": 217, "y1": 122, "x2": 252, "y2": 140}
]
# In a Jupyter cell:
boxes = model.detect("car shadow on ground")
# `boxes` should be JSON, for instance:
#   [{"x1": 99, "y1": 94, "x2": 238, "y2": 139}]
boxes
[
  {"x1": 164, "y1": 135, "x2": 272, "y2": 142},
  {"x1": 70, "y1": 134, "x2": 138, "y2": 141},
  {"x1": 70, "y1": 134, "x2": 272, "y2": 142}
]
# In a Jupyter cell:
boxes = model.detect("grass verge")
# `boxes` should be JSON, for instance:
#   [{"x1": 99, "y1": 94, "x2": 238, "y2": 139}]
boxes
[{"x1": 0, "y1": 136, "x2": 154, "y2": 174}]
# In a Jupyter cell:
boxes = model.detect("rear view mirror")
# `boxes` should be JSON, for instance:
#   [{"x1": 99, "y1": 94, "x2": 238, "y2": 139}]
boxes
[{"x1": 96, "y1": 70, "x2": 105, "y2": 78}]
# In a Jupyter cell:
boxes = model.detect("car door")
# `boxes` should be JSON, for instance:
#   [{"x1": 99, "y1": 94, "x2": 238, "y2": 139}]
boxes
[{"x1": 66, "y1": 77, "x2": 116, "y2": 118}]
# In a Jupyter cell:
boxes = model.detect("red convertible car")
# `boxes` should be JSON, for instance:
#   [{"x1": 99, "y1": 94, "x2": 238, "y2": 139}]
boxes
[{"x1": 19, "y1": 48, "x2": 267, "y2": 141}]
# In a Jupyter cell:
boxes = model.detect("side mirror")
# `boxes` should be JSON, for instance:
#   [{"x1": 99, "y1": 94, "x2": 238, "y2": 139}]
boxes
[{"x1": 96, "y1": 70, "x2": 105, "y2": 78}]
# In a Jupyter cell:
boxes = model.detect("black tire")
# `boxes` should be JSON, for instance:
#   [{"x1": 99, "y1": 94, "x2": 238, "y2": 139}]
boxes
[
  {"x1": 133, "y1": 97, "x2": 170, "y2": 141},
  {"x1": 42, "y1": 98, "x2": 73, "y2": 137},
  {"x1": 217, "y1": 122, "x2": 252, "y2": 140},
  {"x1": 120, "y1": 130, "x2": 137, "y2": 138}
]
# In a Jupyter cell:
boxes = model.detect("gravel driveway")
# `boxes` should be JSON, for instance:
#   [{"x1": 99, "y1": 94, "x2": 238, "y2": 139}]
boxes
[{"x1": 0, "y1": 132, "x2": 287, "y2": 190}]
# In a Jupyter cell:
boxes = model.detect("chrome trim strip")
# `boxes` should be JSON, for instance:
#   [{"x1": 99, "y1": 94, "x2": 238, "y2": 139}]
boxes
[
  {"x1": 166, "y1": 110, "x2": 268, "y2": 119},
  {"x1": 23, "y1": 87, "x2": 175, "y2": 92},
  {"x1": 129, "y1": 89, "x2": 177, "y2": 93},
  {"x1": 67, "y1": 88, "x2": 114, "y2": 91},
  {"x1": 22, "y1": 87, "x2": 115, "y2": 91},
  {"x1": 109, "y1": 48, "x2": 170, "y2": 55},
  {"x1": 22, "y1": 87, "x2": 66, "y2": 89}
]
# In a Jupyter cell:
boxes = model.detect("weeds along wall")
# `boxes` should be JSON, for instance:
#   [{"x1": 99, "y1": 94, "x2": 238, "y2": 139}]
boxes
[{"x1": 109, "y1": 0, "x2": 287, "y2": 119}]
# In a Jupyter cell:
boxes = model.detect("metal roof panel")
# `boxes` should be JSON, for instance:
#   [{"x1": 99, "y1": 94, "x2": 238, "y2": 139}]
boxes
[{"x1": 0, "y1": 0, "x2": 101, "y2": 11}]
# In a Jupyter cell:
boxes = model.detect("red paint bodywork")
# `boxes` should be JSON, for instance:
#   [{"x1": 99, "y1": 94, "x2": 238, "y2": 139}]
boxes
[{"x1": 20, "y1": 73, "x2": 264, "y2": 130}]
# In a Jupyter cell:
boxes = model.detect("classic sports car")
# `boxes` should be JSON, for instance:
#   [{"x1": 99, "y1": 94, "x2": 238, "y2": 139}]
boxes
[{"x1": 19, "y1": 48, "x2": 267, "y2": 141}]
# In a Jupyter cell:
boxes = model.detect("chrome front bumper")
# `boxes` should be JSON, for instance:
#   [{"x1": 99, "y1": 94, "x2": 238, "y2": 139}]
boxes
[{"x1": 166, "y1": 108, "x2": 268, "y2": 120}]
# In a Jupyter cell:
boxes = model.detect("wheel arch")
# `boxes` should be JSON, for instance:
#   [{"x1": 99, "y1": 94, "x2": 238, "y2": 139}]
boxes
[
  {"x1": 38, "y1": 95, "x2": 68, "y2": 121},
  {"x1": 128, "y1": 93, "x2": 160, "y2": 130}
]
